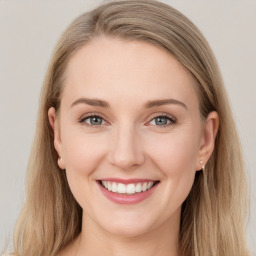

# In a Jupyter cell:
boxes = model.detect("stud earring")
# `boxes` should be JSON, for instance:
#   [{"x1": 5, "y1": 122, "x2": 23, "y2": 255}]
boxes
[{"x1": 200, "y1": 160, "x2": 205, "y2": 171}]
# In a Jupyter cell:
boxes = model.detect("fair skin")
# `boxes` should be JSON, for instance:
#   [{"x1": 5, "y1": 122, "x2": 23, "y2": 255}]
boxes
[{"x1": 48, "y1": 37, "x2": 219, "y2": 256}]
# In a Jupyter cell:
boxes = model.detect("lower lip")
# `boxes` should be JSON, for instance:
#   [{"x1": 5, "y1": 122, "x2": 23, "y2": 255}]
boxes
[{"x1": 97, "y1": 181, "x2": 159, "y2": 204}]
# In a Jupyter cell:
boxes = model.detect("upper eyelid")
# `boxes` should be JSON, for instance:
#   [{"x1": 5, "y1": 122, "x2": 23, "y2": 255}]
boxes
[
  {"x1": 149, "y1": 113, "x2": 176, "y2": 122},
  {"x1": 79, "y1": 112, "x2": 108, "y2": 121}
]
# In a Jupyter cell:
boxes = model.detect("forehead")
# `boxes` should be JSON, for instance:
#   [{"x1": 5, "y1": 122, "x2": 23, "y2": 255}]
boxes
[{"x1": 62, "y1": 37, "x2": 199, "y2": 109}]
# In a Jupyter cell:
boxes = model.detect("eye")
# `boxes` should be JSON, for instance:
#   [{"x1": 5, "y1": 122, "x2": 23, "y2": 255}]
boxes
[
  {"x1": 148, "y1": 114, "x2": 176, "y2": 127},
  {"x1": 80, "y1": 115, "x2": 107, "y2": 126}
]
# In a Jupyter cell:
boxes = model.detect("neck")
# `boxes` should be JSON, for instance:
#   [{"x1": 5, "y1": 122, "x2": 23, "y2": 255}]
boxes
[{"x1": 76, "y1": 210, "x2": 181, "y2": 256}]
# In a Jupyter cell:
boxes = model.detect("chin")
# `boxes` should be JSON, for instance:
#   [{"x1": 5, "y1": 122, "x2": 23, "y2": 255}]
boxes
[
  {"x1": 96, "y1": 212, "x2": 156, "y2": 238},
  {"x1": 105, "y1": 222, "x2": 153, "y2": 238}
]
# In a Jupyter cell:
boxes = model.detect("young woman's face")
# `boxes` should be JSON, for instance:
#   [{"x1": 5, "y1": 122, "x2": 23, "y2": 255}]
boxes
[{"x1": 49, "y1": 37, "x2": 216, "y2": 237}]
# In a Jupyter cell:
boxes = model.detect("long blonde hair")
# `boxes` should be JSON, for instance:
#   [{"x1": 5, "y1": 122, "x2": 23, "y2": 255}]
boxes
[{"x1": 12, "y1": 1, "x2": 249, "y2": 255}]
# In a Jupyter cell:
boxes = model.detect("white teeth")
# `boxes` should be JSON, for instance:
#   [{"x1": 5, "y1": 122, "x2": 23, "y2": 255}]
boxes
[
  {"x1": 142, "y1": 182, "x2": 148, "y2": 192},
  {"x1": 107, "y1": 181, "x2": 112, "y2": 191},
  {"x1": 147, "y1": 182, "x2": 153, "y2": 189},
  {"x1": 101, "y1": 181, "x2": 156, "y2": 194},
  {"x1": 135, "y1": 183, "x2": 142, "y2": 193},
  {"x1": 127, "y1": 184, "x2": 136, "y2": 194},
  {"x1": 117, "y1": 183, "x2": 126, "y2": 193},
  {"x1": 112, "y1": 182, "x2": 117, "y2": 192}
]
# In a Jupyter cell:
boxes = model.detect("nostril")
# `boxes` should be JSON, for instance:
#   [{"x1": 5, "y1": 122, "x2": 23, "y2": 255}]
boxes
[{"x1": 108, "y1": 138, "x2": 145, "y2": 168}]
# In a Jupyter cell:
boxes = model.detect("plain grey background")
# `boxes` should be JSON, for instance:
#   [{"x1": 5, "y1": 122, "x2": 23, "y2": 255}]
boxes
[{"x1": 0, "y1": 0, "x2": 255, "y2": 253}]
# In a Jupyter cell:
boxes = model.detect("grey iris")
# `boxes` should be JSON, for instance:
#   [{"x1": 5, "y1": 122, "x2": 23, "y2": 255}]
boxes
[
  {"x1": 155, "y1": 117, "x2": 168, "y2": 126},
  {"x1": 90, "y1": 116, "x2": 103, "y2": 125}
]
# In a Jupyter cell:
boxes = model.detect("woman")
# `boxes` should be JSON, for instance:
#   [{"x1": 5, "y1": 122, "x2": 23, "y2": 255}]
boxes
[{"x1": 4, "y1": 0, "x2": 250, "y2": 255}]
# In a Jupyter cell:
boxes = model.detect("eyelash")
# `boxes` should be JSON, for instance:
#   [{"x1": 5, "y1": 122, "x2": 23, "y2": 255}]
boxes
[
  {"x1": 79, "y1": 112, "x2": 177, "y2": 128},
  {"x1": 148, "y1": 113, "x2": 176, "y2": 127}
]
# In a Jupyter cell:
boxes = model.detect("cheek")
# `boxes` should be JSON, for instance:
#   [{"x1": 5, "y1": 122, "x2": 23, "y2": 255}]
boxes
[
  {"x1": 62, "y1": 130, "x2": 106, "y2": 176},
  {"x1": 148, "y1": 131, "x2": 199, "y2": 175},
  {"x1": 60, "y1": 129, "x2": 108, "y2": 208},
  {"x1": 146, "y1": 130, "x2": 200, "y2": 203}
]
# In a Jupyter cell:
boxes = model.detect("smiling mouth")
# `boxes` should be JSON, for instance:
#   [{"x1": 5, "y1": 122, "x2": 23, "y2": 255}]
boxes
[{"x1": 98, "y1": 180, "x2": 160, "y2": 195}]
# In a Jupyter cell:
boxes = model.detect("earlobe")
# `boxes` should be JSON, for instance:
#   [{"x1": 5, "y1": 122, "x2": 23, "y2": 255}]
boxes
[
  {"x1": 48, "y1": 107, "x2": 65, "y2": 169},
  {"x1": 196, "y1": 111, "x2": 219, "y2": 171}
]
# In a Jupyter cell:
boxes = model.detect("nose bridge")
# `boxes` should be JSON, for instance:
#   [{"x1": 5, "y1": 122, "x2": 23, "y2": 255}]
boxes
[{"x1": 109, "y1": 121, "x2": 145, "y2": 169}]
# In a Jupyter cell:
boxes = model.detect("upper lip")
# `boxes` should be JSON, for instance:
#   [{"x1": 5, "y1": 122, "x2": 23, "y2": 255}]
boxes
[{"x1": 98, "y1": 178, "x2": 159, "y2": 184}]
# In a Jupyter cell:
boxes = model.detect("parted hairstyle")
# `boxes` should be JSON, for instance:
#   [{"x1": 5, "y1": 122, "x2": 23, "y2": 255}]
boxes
[{"x1": 11, "y1": 0, "x2": 249, "y2": 255}]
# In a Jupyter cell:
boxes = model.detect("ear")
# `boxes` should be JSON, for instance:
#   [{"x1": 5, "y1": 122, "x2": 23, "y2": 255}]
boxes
[
  {"x1": 48, "y1": 107, "x2": 65, "y2": 169},
  {"x1": 196, "y1": 111, "x2": 219, "y2": 171}
]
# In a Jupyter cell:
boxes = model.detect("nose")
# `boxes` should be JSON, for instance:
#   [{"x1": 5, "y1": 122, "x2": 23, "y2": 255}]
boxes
[{"x1": 108, "y1": 124, "x2": 145, "y2": 170}]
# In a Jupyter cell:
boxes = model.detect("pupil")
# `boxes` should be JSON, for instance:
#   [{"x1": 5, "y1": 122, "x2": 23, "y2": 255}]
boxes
[
  {"x1": 91, "y1": 116, "x2": 102, "y2": 125},
  {"x1": 156, "y1": 117, "x2": 167, "y2": 125}
]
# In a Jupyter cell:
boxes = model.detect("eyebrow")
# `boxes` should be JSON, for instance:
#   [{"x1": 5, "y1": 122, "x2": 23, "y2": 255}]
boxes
[
  {"x1": 71, "y1": 98, "x2": 110, "y2": 108},
  {"x1": 71, "y1": 97, "x2": 187, "y2": 110},
  {"x1": 145, "y1": 99, "x2": 187, "y2": 109}
]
